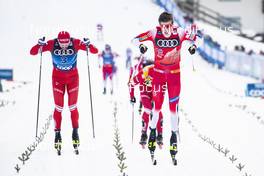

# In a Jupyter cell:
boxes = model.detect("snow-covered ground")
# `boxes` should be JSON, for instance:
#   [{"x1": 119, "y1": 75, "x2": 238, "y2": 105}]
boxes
[{"x1": 0, "y1": 0, "x2": 263, "y2": 176}]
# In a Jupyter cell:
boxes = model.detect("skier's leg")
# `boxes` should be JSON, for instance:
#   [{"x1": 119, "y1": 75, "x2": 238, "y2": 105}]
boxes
[
  {"x1": 52, "y1": 76, "x2": 65, "y2": 131},
  {"x1": 150, "y1": 82, "x2": 165, "y2": 130},
  {"x1": 52, "y1": 76, "x2": 65, "y2": 150},
  {"x1": 67, "y1": 75, "x2": 79, "y2": 129},
  {"x1": 138, "y1": 93, "x2": 152, "y2": 145},
  {"x1": 156, "y1": 111, "x2": 163, "y2": 146},
  {"x1": 153, "y1": 85, "x2": 164, "y2": 146},
  {"x1": 141, "y1": 94, "x2": 152, "y2": 132},
  {"x1": 148, "y1": 81, "x2": 165, "y2": 152},
  {"x1": 167, "y1": 73, "x2": 181, "y2": 157},
  {"x1": 139, "y1": 94, "x2": 151, "y2": 145},
  {"x1": 157, "y1": 111, "x2": 163, "y2": 134},
  {"x1": 67, "y1": 75, "x2": 80, "y2": 148},
  {"x1": 109, "y1": 66, "x2": 113, "y2": 94},
  {"x1": 102, "y1": 66, "x2": 107, "y2": 94},
  {"x1": 167, "y1": 73, "x2": 181, "y2": 133}
]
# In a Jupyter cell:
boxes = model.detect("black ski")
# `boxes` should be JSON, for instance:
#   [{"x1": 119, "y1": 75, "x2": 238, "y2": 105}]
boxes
[
  {"x1": 171, "y1": 154, "x2": 177, "y2": 165},
  {"x1": 57, "y1": 148, "x2": 61, "y2": 156},
  {"x1": 55, "y1": 143, "x2": 62, "y2": 156},
  {"x1": 150, "y1": 151, "x2": 157, "y2": 165},
  {"x1": 74, "y1": 147, "x2": 79, "y2": 155}
]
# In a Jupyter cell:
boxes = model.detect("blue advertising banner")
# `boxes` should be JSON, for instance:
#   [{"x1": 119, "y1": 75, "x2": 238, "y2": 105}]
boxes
[
  {"x1": 246, "y1": 83, "x2": 264, "y2": 97},
  {"x1": 0, "y1": 69, "x2": 13, "y2": 81}
]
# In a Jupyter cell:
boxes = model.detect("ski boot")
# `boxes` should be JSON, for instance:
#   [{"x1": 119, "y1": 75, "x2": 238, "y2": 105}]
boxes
[
  {"x1": 54, "y1": 130, "x2": 62, "y2": 155},
  {"x1": 72, "y1": 128, "x2": 80, "y2": 155},
  {"x1": 148, "y1": 128, "x2": 157, "y2": 165},
  {"x1": 156, "y1": 133, "x2": 163, "y2": 149},
  {"x1": 139, "y1": 130, "x2": 148, "y2": 148},
  {"x1": 170, "y1": 131, "x2": 178, "y2": 165},
  {"x1": 110, "y1": 89, "x2": 113, "y2": 95},
  {"x1": 103, "y1": 87, "x2": 106, "y2": 95}
]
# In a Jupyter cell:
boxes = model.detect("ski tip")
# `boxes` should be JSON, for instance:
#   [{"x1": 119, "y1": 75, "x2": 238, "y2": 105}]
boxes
[
  {"x1": 74, "y1": 149, "x2": 79, "y2": 155},
  {"x1": 172, "y1": 159, "x2": 177, "y2": 165}
]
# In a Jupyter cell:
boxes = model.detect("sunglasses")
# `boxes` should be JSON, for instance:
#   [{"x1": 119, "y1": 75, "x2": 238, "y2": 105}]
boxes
[{"x1": 58, "y1": 40, "x2": 70, "y2": 48}]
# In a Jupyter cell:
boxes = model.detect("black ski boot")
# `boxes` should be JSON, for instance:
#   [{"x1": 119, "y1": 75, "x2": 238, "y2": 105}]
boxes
[
  {"x1": 148, "y1": 128, "x2": 157, "y2": 165},
  {"x1": 72, "y1": 128, "x2": 80, "y2": 154},
  {"x1": 148, "y1": 128, "x2": 156, "y2": 152},
  {"x1": 170, "y1": 131, "x2": 178, "y2": 165},
  {"x1": 103, "y1": 87, "x2": 106, "y2": 94},
  {"x1": 54, "y1": 130, "x2": 62, "y2": 155},
  {"x1": 156, "y1": 133, "x2": 163, "y2": 148},
  {"x1": 139, "y1": 130, "x2": 148, "y2": 148},
  {"x1": 110, "y1": 89, "x2": 113, "y2": 95}
]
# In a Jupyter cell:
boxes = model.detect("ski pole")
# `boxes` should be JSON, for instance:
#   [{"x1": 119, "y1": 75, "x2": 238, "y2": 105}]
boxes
[
  {"x1": 131, "y1": 102, "x2": 134, "y2": 143},
  {"x1": 35, "y1": 37, "x2": 45, "y2": 137},
  {"x1": 191, "y1": 55, "x2": 196, "y2": 72},
  {"x1": 85, "y1": 39, "x2": 95, "y2": 138},
  {"x1": 130, "y1": 54, "x2": 144, "y2": 143}
]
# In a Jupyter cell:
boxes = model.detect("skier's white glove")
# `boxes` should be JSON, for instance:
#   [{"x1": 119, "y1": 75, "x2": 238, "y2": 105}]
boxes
[
  {"x1": 38, "y1": 37, "x2": 46, "y2": 46},
  {"x1": 83, "y1": 38, "x2": 90, "y2": 46}
]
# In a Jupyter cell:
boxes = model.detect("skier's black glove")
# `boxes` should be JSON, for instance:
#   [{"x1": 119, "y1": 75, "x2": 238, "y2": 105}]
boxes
[
  {"x1": 130, "y1": 97, "x2": 136, "y2": 104},
  {"x1": 188, "y1": 44, "x2": 196, "y2": 55},
  {"x1": 38, "y1": 37, "x2": 46, "y2": 46},
  {"x1": 83, "y1": 38, "x2": 91, "y2": 46},
  {"x1": 139, "y1": 44, "x2": 148, "y2": 54}
]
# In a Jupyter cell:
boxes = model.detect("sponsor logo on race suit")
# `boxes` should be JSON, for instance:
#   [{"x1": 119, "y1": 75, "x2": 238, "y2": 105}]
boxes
[
  {"x1": 52, "y1": 39, "x2": 77, "y2": 71},
  {"x1": 155, "y1": 38, "x2": 179, "y2": 48}
]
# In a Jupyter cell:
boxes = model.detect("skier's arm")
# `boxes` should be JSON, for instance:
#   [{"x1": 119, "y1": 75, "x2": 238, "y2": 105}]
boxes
[
  {"x1": 181, "y1": 24, "x2": 198, "y2": 42},
  {"x1": 113, "y1": 52, "x2": 120, "y2": 58},
  {"x1": 74, "y1": 39, "x2": 99, "y2": 54},
  {"x1": 181, "y1": 24, "x2": 203, "y2": 47},
  {"x1": 131, "y1": 29, "x2": 156, "y2": 47},
  {"x1": 179, "y1": 25, "x2": 202, "y2": 55},
  {"x1": 30, "y1": 40, "x2": 54, "y2": 55}
]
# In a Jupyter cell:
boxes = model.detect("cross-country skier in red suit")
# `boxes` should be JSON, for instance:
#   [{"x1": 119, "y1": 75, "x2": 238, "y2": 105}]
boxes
[
  {"x1": 129, "y1": 60, "x2": 164, "y2": 148},
  {"x1": 30, "y1": 31, "x2": 98, "y2": 153},
  {"x1": 98, "y1": 44, "x2": 119, "y2": 95},
  {"x1": 128, "y1": 56, "x2": 144, "y2": 103},
  {"x1": 132, "y1": 12, "x2": 198, "y2": 162}
]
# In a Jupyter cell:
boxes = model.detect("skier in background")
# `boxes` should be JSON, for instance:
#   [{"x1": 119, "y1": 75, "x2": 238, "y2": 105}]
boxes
[
  {"x1": 129, "y1": 59, "x2": 164, "y2": 148},
  {"x1": 98, "y1": 44, "x2": 119, "y2": 95},
  {"x1": 30, "y1": 31, "x2": 98, "y2": 153},
  {"x1": 126, "y1": 48, "x2": 132, "y2": 69},
  {"x1": 96, "y1": 23, "x2": 104, "y2": 41},
  {"x1": 128, "y1": 56, "x2": 144, "y2": 114},
  {"x1": 132, "y1": 12, "x2": 198, "y2": 162}
]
